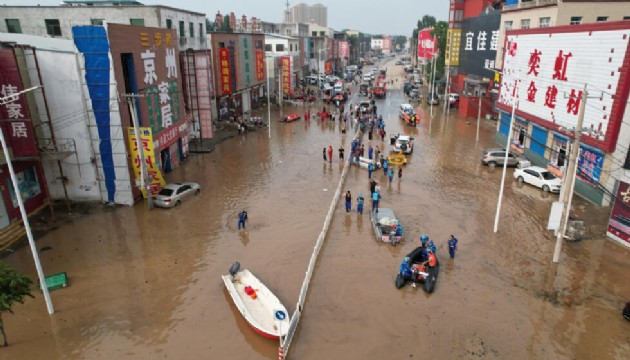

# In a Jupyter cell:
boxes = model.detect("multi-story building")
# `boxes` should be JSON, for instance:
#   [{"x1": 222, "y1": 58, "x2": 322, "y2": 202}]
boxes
[
  {"x1": 495, "y1": 20, "x2": 630, "y2": 213},
  {"x1": 283, "y1": 3, "x2": 327, "y2": 27},
  {"x1": 264, "y1": 33, "x2": 303, "y2": 95},
  {"x1": 0, "y1": 0, "x2": 207, "y2": 50}
]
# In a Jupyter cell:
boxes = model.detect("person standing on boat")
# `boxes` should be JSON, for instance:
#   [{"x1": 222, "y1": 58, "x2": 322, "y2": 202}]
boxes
[
  {"x1": 238, "y1": 210, "x2": 248, "y2": 230},
  {"x1": 448, "y1": 235, "x2": 458, "y2": 259},
  {"x1": 357, "y1": 193, "x2": 365, "y2": 215},
  {"x1": 345, "y1": 191, "x2": 352, "y2": 212}
]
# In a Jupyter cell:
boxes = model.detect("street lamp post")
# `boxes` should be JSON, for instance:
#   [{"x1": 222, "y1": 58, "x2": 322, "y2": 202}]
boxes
[{"x1": 266, "y1": 55, "x2": 272, "y2": 139}]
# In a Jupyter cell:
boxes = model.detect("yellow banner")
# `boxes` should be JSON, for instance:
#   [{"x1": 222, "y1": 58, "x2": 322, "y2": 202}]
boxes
[
  {"x1": 127, "y1": 127, "x2": 166, "y2": 198},
  {"x1": 445, "y1": 29, "x2": 461, "y2": 66}
]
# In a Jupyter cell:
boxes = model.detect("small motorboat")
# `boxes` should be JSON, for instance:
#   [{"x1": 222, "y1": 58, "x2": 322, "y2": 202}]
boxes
[
  {"x1": 352, "y1": 156, "x2": 381, "y2": 169},
  {"x1": 370, "y1": 208, "x2": 403, "y2": 245},
  {"x1": 222, "y1": 262, "x2": 290, "y2": 340},
  {"x1": 395, "y1": 247, "x2": 439, "y2": 293},
  {"x1": 387, "y1": 152, "x2": 407, "y2": 166},
  {"x1": 280, "y1": 113, "x2": 301, "y2": 122}
]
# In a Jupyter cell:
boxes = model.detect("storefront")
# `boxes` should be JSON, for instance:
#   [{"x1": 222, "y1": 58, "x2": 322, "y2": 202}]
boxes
[{"x1": 0, "y1": 45, "x2": 49, "y2": 227}]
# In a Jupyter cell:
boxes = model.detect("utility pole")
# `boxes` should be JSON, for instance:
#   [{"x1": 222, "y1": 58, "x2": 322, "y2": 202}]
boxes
[
  {"x1": 476, "y1": 94, "x2": 482, "y2": 142},
  {"x1": 494, "y1": 98, "x2": 518, "y2": 233},
  {"x1": 430, "y1": 53, "x2": 437, "y2": 118},
  {"x1": 266, "y1": 56, "x2": 272, "y2": 139},
  {"x1": 553, "y1": 85, "x2": 587, "y2": 263},
  {"x1": 0, "y1": 87, "x2": 54, "y2": 315},
  {"x1": 278, "y1": 63, "x2": 283, "y2": 120},
  {"x1": 124, "y1": 94, "x2": 153, "y2": 210}
]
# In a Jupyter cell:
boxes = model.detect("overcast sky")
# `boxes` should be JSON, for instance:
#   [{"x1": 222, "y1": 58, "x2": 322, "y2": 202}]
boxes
[{"x1": 2, "y1": 0, "x2": 448, "y2": 35}]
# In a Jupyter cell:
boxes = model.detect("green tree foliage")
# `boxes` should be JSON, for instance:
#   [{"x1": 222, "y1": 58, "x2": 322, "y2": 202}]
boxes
[
  {"x1": 418, "y1": 15, "x2": 437, "y2": 30},
  {"x1": 393, "y1": 35, "x2": 407, "y2": 49},
  {"x1": 0, "y1": 262, "x2": 33, "y2": 347},
  {"x1": 431, "y1": 21, "x2": 448, "y2": 78}
]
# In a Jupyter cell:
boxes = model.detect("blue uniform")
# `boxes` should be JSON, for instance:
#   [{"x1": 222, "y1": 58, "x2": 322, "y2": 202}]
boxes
[
  {"x1": 448, "y1": 237, "x2": 458, "y2": 259},
  {"x1": 372, "y1": 192, "x2": 379, "y2": 212},
  {"x1": 368, "y1": 147, "x2": 374, "y2": 160},
  {"x1": 238, "y1": 211, "x2": 248, "y2": 230},
  {"x1": 400, "y1": 259, "x2": 413, "y2": 279},
  {"x1": 428, "y1": 241, "x2": 436, "y2": 254},
  {"x1": 357, "y1": 195, "x2": 364, "y2": 214},
  {"x1": 368, "y1": 163, "x2": 374, "y2": 179}
]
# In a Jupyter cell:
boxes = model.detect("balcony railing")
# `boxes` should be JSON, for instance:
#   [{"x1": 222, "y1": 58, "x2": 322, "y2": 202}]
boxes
[{"x1": 503, "y1": 0, "x2": 559, "y2": 11}]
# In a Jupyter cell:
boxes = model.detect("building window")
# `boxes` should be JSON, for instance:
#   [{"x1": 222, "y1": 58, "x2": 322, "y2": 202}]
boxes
[
  {"x1": 505, "y1": 20, "x2": 513, "y2": 31},
  {"x1": 319, "y1": 31, "x2": 325, "y2": 36},
  {"x1": 454, "y1": 10, "x2": 464, "y2": 21},
  {"x1": 199, "y1": 23, "x2": 203, "y2": 36},
  {"x1": 189, "y1": 22, "x2": 194, "y2": 38},
  {"x1": 130, "y1": 18, "x2": 144, "y2": 26},
  {"x1": 539, "y1": 17, "x2": 550, "y2": 28},
  {"x1": 276, "y1": 44, "x2": 284, "y2": 52},
  {"x1": 5, "y1": 19, "x2": 22, "y2": 33},
  {"x1": 570, "y1": 16, "x2": 582, "y2": 25},
  {"x1": 179, "y1": 21, "x2": 185, "y2": 38},
  {"x1": 624, "y1": 16, "x2": 630, "y2": 20},
  {"x1": 597, "y1": 16, "x2": 609, "y2": 22},
  {"x1": 449, "y1": 10, "x2": 454, "y2": 22},
  {"x1": 265, "y1": 44, "x2": 272, "y2": 51},
  {"x1": 45, "y1": 19, "x2": 62, "y2": 36},
  {"x1": 91, "y1": 19, "x2": 104, "y2": 25},
  {"x1": 311, "y1": 31, "x2": 317, "y2": 36},
  {"x1": 521, "y1": 19, "x2": 530, "y2": 29},
  {"x1": 166, "y1": 19, "x2": 172, "y2": 29}
]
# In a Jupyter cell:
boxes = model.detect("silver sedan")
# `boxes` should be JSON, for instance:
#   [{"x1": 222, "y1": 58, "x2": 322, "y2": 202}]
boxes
[{"x1": 153, "y1": 182, "x2": 201, "y2": 208}]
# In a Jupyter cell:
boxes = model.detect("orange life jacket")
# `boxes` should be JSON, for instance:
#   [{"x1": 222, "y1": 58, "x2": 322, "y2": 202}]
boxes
[{"x1": 428, "y1": 253, "x2": 437, "y2": 267}]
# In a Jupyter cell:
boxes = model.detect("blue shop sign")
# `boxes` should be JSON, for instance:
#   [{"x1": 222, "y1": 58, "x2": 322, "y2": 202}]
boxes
[{"x1": 578, "y1": 146, "x2": 603, "y2": 186}]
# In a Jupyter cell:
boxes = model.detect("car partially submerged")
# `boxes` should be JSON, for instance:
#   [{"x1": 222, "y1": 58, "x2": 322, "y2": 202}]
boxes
[
  {"x1": 513, "y1": 166, "x2": 562, "y2": 193},
  {"x1": 153, "y1": 182, "x2": 201, "y2": 208},
  {"x1": 370, "y1": 208, "x2": 403, "y2": 245}
]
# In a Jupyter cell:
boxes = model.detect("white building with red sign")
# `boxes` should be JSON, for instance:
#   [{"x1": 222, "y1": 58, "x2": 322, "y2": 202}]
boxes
[{"x1": 496, "y1": 21, "x2": 630, "y2": 207}]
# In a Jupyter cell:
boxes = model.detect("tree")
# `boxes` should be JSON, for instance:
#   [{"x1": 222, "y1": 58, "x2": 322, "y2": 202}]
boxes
[
  {"x1": 417, "y1": 15, "x2": 437, "y2": 31},
  {"x1": 431, "y1": 21, "x2": 448, "y2": 79},
  {"x1": 0, "y1": 262, "x2": 33, "y2": 347}
]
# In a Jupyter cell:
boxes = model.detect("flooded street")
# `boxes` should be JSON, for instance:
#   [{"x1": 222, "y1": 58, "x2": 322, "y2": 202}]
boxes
[{"x1": 2, "y1": 60, "x2": 630, "y2": 360}]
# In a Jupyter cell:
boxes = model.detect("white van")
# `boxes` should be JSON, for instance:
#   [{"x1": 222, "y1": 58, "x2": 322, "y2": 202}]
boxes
[
  {"x1": 334, "y1": 82, "x2": 343, "y2": 94},
  {"x1": 362, "y1": 73, "x2": 372, "y2": 82}
]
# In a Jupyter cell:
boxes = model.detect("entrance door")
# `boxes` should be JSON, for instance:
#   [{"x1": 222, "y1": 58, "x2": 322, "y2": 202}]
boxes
[{"x1": 0, "y1": 197, "x2": 9, "y2": 229}]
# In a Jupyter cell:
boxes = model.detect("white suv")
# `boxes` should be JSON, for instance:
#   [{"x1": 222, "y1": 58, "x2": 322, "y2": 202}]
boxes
[{"x1": 393, "y1": 135, "x2": 414, "y2": 154}]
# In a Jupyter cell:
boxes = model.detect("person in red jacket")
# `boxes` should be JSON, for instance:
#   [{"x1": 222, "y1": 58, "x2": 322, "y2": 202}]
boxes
[{"x1": 328, "y1": 145, "x2": 333, "y2": 163}]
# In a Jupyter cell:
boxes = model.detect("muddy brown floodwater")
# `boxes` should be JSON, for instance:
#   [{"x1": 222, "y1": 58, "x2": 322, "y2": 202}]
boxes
[{"x1": 2, "y1": 59, "x2": 630, "y2": 360}]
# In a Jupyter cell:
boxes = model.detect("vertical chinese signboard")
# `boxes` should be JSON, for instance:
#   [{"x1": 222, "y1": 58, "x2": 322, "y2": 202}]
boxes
[
  {"x1": 324, "y1": 61, "x2": 332, "y2": 75},
  {"x1": 445, "y1": 29, "x2": 461, "y2": 66},
  {"x1": 127, "y1": 127, "x2": 166, "y2": 197},
  {"x1": 498, "y1": 24, "x2": 630, "y2": 152},
  {"x1": 281, "y1": 56, "x2": 291, "y2": 95},
  {"x1": 0, "y1": 48, "x2": 38, "y2": 157},
  {"x1": 607, "y1": 181, "x2": 630, "y2": 246},
  {"x1": 219, "y1": 48, "x2": 232, "y2": 95},
  {"x1": 240, "y1": 35, "x2": 252, "y2": 86},
  {"x1": 255, "y1": 50, "x2": 265, "y2": 81},
  {"x1": 418, "y1": 29, "x2": 437, "y2": 61},
  {"x1": 339, "y1": 41, "x2": 349, "y2": 58},
  {"x1": 460, "y1": 9, "x2": 500, "y2": 77}
]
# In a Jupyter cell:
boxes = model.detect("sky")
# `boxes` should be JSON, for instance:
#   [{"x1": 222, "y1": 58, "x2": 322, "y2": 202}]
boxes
[{"x1": 2, "y1": 0, "x2": 449, "y2": 36}]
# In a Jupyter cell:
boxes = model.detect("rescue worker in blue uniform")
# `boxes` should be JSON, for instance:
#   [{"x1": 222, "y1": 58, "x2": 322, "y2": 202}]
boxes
[
  {"x1": 448, "y1": 235, "x2": 458, "y2": 259},
  {"x1": 238, "y1": 210, "x2": 248, "y2": 230},
  {"x1": 427, "y1": 239, "x2": 436, "y2": 254},
  {"x1": 420, "y1": 234, "x2": 429, "y2": 248}
]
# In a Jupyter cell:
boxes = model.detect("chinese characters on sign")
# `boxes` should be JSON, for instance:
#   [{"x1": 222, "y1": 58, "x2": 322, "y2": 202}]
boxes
[
  {"x1": 445, "y1": 29, "x2": 461, "y2": 66},
  {"x1": 127, "y1": 127, "x2": 166, "y2": 197},
  {"x1": 459, "y1": 10, "x2": 500, "y2": 77},
  {"x1": 241, "y1": 36, "x2": 251, "y2": 85},
  {"x1": 324, "y1": 61, "x2": 332, "y2": 75},
  {"x1": 577, "y1": 147, "x2": 603, "y2": 186},
  {"x1": 607, "y1": 181, "x2": 630, "y2": 245},
  {"x1": 339, "y1": 41, "x2": 349, "y2": 58},
  {"x1": 255, "y1": 50, "x2": 265, "y2": 81},
  {"x1": 281, "y1": 56, "x2": 290, "y2": 95},
  {"x1": 498, "y1": 28, "x2": 630, "y2": 151},
  {"x1": 219, "y1": 48, "x2": 232, "y2": 95},
  {"x1": 0, "y1": 48, "x2": 37, "y2": 157}
]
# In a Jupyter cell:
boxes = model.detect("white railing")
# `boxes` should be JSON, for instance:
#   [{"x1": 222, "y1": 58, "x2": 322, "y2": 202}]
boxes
[{"x1": 504, "y1": 0, "x2": 559, "y2": 11}]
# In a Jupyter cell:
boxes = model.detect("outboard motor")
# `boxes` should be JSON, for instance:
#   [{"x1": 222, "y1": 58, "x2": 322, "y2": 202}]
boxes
[
  {"x1": 229, "y1": 262, "x2": 241, "y2": 281},
  {"x1": 390, "y1": 230, "x2": 398, "y2": 246}
]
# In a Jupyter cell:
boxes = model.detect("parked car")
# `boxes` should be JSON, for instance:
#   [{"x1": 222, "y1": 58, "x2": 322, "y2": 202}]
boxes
[
  {"x1": 153, "y1": 182, "x2": 201, "y2": 208},
  {"x1": 426, "y1": 92, "x2": 439, "y2": 105},
  {"x1": 513, "y1": 166, "x2": 562, "y2": 193},
  {"x1": 481, "y1": 148, "x2": 521, "y2": 168},
  {"x1": 393, "y1": 134, "x2": 414, "y2": 154},
  {"x1": 403, "y1": 82, "x2": 416, "y2": 95},
  {"x1": 448, "y1": 93, "x2": 460, "y2": 108}
]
